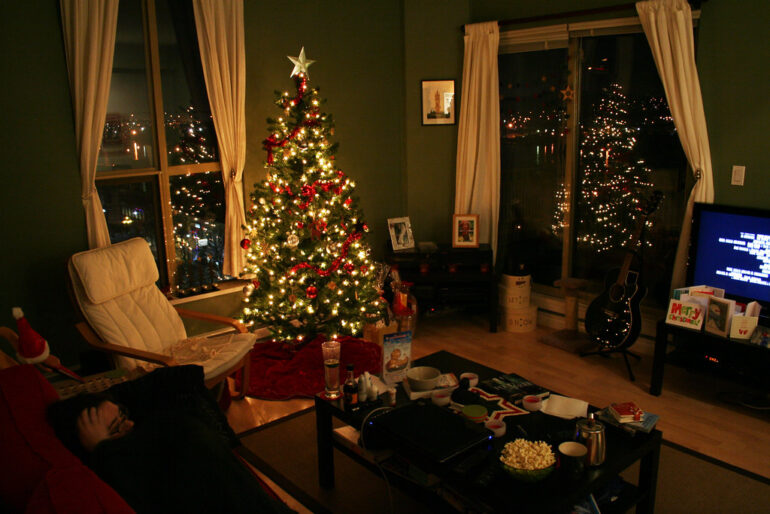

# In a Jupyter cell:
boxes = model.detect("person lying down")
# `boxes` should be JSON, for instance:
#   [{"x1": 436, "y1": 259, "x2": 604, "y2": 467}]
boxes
[{"x1": 46, "y1": 365, "x2": 294, "y2": 514}]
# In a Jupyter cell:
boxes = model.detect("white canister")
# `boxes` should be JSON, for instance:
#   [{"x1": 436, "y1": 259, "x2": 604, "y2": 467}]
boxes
[{"x1": 501, "y1": 304, "x2": 538, "y2": 333}]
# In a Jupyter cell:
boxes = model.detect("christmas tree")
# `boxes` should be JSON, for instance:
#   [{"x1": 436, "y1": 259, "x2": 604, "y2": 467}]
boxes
[
  {"x1": 574, "y1": 83, "x2": 653, "y2": 252},
  {"x1": 239, "y1": 49, "x2": 385, "y2": 342}
]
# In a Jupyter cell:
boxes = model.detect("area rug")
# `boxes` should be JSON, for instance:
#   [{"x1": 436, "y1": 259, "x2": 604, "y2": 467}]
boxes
[
  {"x1": 235, "y1": 336, "x2": 381, "y2": 400},
  {"x1": 239, "y1": 410, "x2": 770, "y2": 514}
]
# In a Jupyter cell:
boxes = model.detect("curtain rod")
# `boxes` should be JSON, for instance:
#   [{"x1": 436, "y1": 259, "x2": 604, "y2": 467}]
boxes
[{"x1": 460, "y1": 1, "x2": 704, "y2": 32}]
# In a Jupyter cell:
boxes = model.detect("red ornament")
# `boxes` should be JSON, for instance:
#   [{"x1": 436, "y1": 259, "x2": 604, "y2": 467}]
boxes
[
  {"x1": 344, "y1": 262, "x2": 355, "y2": 273},
  {"x1": 297, "y1": 222, "x2": 304, "y2": 229},
  {"x1": 240, "y1": 238, "x2": 251, "y2": 250},
  {"x1": 306, "y1": 286, "x2": 318, "y2": 299},
  {"x1": 252, "y1": 280, "x2": 260, "y2": 289},
  {"x1": 344, "y1": 198, "x2": 352, "y2": 206}
]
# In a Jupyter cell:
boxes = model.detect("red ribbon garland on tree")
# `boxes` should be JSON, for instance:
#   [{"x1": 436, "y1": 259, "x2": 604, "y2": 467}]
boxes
[
  {"x1": 287, "y1": 231, "x2": 362, "y2": 277},
  {"x1": 262, "y1": 75, "x2": 322, "y2": 164}
]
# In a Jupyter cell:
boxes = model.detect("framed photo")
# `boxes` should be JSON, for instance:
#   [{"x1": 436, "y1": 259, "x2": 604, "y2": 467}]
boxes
[
  {"x1": 388, "y1": 217, "x2": 415, "y2": 251},
  {"x1": 452, "y1": 214, "x2": 479, "y2": 248},
  {"x1": 421, "y1": 79, "x2": 456, "y2": 125}
]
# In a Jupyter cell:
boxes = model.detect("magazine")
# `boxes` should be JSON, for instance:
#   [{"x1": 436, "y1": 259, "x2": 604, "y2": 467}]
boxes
[{"x1": 478, "y1": 372, "x2": 550, "y2": 404}]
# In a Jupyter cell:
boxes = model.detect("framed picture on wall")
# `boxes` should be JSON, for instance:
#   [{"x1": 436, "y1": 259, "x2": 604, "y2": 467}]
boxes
[
  {"x1": 388, "y1": 217, "x2": 415, "y2": 251},
  {"x1": 421, "y1": 79, "x2": 456, "y2": 125},
  {"x1": 452, "y1": 214, "x2": 479, "y2": 248}
]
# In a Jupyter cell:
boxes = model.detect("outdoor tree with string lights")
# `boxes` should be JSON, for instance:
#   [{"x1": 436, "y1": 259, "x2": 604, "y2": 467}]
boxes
[
  {"x1": 239, "y1": 48, "x2": 385, "y2": 342},
  {"x1": 574, "y1": 82, "x2": 654, "y2": 252}
]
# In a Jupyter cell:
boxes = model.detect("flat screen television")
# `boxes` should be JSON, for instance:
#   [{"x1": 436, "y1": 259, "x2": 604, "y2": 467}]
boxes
[{"x1": 687, "y1": 202, "x2": 770, "y2": 323}]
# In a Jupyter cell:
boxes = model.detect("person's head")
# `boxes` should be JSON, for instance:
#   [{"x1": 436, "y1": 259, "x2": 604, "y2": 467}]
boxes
[
  {"x1": 47, "y1": 392, "x2": 133, "y2": 459},
  {"x1": 390, "y1": 348, "x2": 401, "y2": 359}
]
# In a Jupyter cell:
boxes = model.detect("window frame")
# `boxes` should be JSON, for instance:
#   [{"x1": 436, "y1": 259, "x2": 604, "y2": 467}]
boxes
[
  {"x1": 96, "y1": 0, "x2": 222, "y2": 288},
  {"x1": 499, "y1": 13, "x2": 699, "y2": 302}
]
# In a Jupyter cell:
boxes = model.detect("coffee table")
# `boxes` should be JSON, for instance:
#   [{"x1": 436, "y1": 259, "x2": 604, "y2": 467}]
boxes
[{"x1": 315, "y1": 350, "x2": 661, "y2": 513}]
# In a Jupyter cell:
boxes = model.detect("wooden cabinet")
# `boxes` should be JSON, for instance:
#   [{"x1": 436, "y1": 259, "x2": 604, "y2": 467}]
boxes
[{"x1": 385, "y1": 244, "x2": 497, "y2": 332}]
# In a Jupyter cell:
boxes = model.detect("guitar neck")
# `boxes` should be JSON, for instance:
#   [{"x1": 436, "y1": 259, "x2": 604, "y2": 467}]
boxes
[{"x1": 614, "y1": 217, "x2": 647, "y2": 287}]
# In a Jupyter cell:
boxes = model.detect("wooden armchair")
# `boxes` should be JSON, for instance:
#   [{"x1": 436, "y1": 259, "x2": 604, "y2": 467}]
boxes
[{"x1": 67, "y1": 238, "x2": 256, "y2": 397}]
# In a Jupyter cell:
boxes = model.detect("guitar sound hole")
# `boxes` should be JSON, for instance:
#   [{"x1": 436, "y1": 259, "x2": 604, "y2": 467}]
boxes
[{"x1": 608, "y1": 284, "x2": 625, "y2": 303}]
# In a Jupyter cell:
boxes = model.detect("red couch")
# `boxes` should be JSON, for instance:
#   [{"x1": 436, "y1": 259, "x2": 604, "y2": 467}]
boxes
[{"x1": 0, "y1": 365, "x2": 133, "y2": 513}]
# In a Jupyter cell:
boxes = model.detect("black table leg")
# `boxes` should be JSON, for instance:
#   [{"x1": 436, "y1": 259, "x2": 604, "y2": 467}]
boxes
[
  {"x1": 636, "y1": 433, "x2": 661, "y2": 514},
  {"x1": 650, "y1": 320, "x2": 667, "y2": 396},
  {"x1": 315, "y1": 396, "x2": 335, "y2": 488}
]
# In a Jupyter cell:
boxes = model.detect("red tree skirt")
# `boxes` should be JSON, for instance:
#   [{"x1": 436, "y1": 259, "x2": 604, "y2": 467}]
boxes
[{"x1": 235, "y1": 335, "x2": 382, "y2": 400}]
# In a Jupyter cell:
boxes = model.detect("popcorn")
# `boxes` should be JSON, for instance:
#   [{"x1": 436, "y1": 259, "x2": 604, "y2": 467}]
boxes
[{"x1": 500, "y1": 439, "x2": 555, "y2": 470}]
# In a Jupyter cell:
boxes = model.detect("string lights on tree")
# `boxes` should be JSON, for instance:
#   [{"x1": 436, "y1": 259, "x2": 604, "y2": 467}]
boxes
[
  {"x1": 553, "y1": 83, "x2": 654, "y2": 252},
  {"x1": 239, "y1": 48, "x2": 385, "y2": 342}
]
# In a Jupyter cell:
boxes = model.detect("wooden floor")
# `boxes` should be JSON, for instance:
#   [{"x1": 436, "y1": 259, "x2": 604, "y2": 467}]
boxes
[{"x1": 227, "y1": 315, "x2": 770, "y2": 479}]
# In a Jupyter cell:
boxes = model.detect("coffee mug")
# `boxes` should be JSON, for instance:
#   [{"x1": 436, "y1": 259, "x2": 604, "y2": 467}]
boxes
[{"x1": 558, "y1": 441, "x2": 587, "y2": 480}]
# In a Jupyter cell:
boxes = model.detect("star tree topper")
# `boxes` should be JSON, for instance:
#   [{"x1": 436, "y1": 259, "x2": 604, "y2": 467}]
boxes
[{"x1": 288, "y1": 47, "x2": 315, "y2": 78}]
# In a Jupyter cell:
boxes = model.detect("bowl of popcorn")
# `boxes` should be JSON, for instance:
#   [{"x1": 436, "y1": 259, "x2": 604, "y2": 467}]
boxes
[{"x1": 499, "y1": 438, "x2": 556, "y2": 482}]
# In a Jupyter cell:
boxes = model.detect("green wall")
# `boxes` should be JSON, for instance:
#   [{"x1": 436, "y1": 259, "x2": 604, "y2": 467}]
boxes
[
  {"x1": 697, "y1": 0, "x2": 770, "y2": 208},
  {"x1": 403, "y1": 1, "x2": 469, "y2": 244},
  {"x1": 2, "y1": 0, "x2": 768, "y2": 368},
  {"x1": 0, "y1": 1, "x2": 85, "y2": 365}
]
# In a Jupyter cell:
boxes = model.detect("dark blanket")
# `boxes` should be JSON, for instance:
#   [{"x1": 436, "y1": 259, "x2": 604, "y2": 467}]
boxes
[
  {"x1": 236, "y1": 335, "x2": 382, "y2": 400},
  {"x1": 51, "y1": 366, "x2": 293, "y2": 514}
]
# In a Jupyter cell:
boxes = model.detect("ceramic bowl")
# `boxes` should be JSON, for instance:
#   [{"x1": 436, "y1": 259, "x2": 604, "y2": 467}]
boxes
[
  {"x1": 522, "y1": 395, "x2": 543, "y2": 412},
  {"x1": 461, "y1": 404, "x2": 488, "y2": 423},
  {"x1": 485, "y1": 419, "x2": 506, "y2": 438},
  {"x1": 460, "y1": 372, "x2": 479, "y2": 387},
  {"x1": 406, "y1": 366, "x2": 441, "y2": 391},
  {"x1": 501, "y1": 462, "x2": 555, "y2": 482},
  {"x1": 431, "y1": 389, "x2": 452, "y2": 406}
]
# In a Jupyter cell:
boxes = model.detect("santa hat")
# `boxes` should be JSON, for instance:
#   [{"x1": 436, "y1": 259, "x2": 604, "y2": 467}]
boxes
[{"x1": 12, "y1": 307, "x2": 50, "y2": 365}]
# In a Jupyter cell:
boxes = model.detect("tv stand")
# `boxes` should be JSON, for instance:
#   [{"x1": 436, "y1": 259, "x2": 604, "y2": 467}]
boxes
[{"x1": 650, "y1": 319, "x2": 770, "y2": 396}]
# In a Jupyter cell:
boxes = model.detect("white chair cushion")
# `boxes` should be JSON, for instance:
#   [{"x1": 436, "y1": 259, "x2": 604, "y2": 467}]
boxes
[{"x1": 70, "y1": 238, "x2": 159, "y2": 304}]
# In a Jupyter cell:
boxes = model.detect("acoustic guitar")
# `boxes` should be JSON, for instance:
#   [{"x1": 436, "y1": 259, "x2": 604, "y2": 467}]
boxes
[{"x1": 584, "y1": 191, "x2": 663, "y2": 351}]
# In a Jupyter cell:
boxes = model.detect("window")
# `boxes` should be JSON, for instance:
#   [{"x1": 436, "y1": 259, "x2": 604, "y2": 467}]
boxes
[
  {"x1": 498, "y1": 24, "x2": 689, "y2": 308},
  {"x1": 97, "y1": 0, "x2": 226, "y2": 294}
]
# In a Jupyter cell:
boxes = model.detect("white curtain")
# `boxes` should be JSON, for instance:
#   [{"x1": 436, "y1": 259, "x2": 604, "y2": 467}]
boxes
[
  {"x1": 636, "y1": 0, "x2": 714, "y2": 290},
  {"x1": 192, "y1": 0, "x2": 247, "y2": 277},
  {"x1": 455, "y1": 21, "x2": 501, "y2": 261},
  {"x1": 60, "y1": 0, "x2": 118, "y2": 249}
]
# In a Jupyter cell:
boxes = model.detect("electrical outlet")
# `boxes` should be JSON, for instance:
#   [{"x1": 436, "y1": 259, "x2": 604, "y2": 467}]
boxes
[{"x1": 731, "y1": 165, "x2": 745, "y2": 186}]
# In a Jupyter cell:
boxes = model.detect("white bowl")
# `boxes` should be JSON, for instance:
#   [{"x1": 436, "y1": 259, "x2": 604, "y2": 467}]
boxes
[
  {"x1": 406, "y1": 366, "x2": 441, "y2": 391},
  {"x1": 431, "y1": 389, "x2": 452, "y2": 406},
  {"x1": 460, "y1": 372, "x2": 479, "y2": 387},
  {"x1": 522, "y1": 395, "x2": 543, "y2": 412},
  {"x1": 485, "y1": 419, "x2": 506, "y2": 438}
]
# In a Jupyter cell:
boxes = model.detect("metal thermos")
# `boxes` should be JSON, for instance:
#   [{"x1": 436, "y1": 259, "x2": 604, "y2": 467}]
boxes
[{"x1": 576, "y1": 414, "x2": 606, "y2": 466}]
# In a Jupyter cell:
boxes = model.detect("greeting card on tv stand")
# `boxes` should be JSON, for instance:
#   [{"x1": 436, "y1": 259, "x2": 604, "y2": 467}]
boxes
[
  {"x1": 665, "y1": 298, "x2": 705, "y2": 330},
  {"x1": 704, "y1": 296, "x2": 735, "y2": 338},
  {"x1": 729, "y1": 315, "x2": 758, "y2": 340},
  {"x1": 689, "y1": 285, "x2": 725, "y2": 299}
]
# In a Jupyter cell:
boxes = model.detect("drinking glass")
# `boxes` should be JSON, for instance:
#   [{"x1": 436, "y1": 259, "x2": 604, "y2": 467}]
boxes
[{"x1": 321, "y1": 341, "x2": 341, "y2": 399}]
